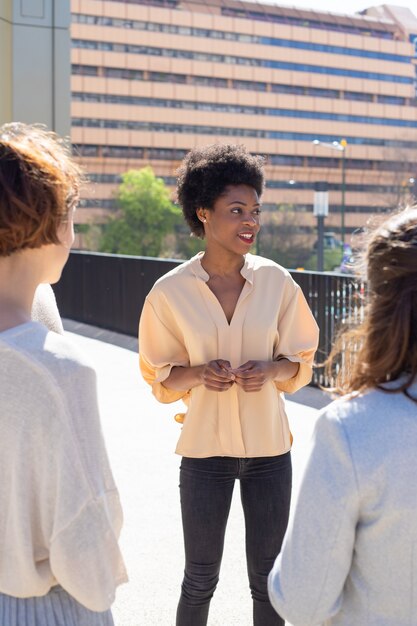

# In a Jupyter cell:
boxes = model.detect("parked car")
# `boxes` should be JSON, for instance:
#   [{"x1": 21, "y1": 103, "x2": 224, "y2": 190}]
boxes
[{"x1": 313, "y1": 232, "x2": 343, "y2": 251}]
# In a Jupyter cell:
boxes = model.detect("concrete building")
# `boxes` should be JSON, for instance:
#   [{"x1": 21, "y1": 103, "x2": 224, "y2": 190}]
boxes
[
  {"x1": 0, "y1": 0, "x2": 71, "y2": 137},
  {"x1": 70, "y1": 0, "x2": 417, "y2": 246}
]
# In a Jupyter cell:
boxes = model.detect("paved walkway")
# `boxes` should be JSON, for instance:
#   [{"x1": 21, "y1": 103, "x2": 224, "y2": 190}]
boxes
[{"x1": 64, "y1": 320, "x2": 331, "y2": 626}]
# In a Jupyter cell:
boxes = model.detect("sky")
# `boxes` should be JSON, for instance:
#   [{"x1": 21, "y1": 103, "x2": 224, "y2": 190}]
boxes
[{"x1": 260, "y1": 0, "x2": 417, "y2": 16}]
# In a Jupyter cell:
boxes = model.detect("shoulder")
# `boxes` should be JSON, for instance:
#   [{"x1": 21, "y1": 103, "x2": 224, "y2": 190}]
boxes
[
  {"x1": 320, "y1": 387, "x2": 407, "y2": 421},
  {"x1": 147, "y1": 256, "x2": 197, "y2": 301},
  {"x1": 248, "y1": 255, "x2": 299, "y2": 298},
  {"x1": 249, "y1": 254, "x2": 290, "y2": 275},
  {"x1": 154, "y1": 258, "x2": 192, "y2": 285},
  {"x1": 249, "y1": 254, "x2": 295, "y2": 284},
  {"x1": 315, "y1": 387, "x2": 410, "y2": 447},
  {"x1": 0, "y1": 328, "x2": 74, "y2": 434},
  {"x1": 1, "y1": 322, "x2": 96, "y2": 396}
]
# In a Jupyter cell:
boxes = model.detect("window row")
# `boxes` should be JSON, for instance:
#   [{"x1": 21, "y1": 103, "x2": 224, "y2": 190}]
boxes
[
  {"x1": 267, "y1": 180, "x2": 410, "y2": 193},
  {"x1": 71, "y1": 65, "x2": 411, "y2": 107},
  {"x1": 76, "y1": 0, "x2": 395, "y2": 40},
  {"x1": 78, "y1": 176, "x2": 411, "y2": 206},
  {"x1": 221, "y1": 7, "x2": 395, "y2": 40},
  {"x1": 71, "y1": 119, "x2": 417, "y2": 149},
  {"x1": 78, "y1": 197, "x2": 403, "y2": 215},
  {"x1": 72, "y1": 14, "x2": 410, "y2": 63},
  {"x1": 77, "y1": 147, "x2": 414, "y2": 173},
  {"x1": 72, "y1": 92, "x2": 417, "y2": 128},
  {"x1": 71, "y1": 40, "x2": 414, "y2": 84}
]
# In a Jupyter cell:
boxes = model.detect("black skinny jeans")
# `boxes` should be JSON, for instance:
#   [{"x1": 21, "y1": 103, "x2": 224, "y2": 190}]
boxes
[{"x1": 176, "y1": 453, "x2": 292, "y2": 626}]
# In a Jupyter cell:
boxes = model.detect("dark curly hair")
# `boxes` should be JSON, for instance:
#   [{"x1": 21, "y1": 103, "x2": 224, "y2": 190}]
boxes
[{"x1": 176, "y1": 144, "x2": 265, "y2": 238}]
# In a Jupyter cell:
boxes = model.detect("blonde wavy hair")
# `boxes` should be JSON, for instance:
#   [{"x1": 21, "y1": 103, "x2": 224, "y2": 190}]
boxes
[{"x1": 326, "y1": 207, "x2": 417, "y2": 402}]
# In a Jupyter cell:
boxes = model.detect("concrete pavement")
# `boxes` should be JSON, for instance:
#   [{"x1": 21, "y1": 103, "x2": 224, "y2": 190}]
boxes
[{"x1": 64, "y1": 321, "x2": 331, "y2": 626}]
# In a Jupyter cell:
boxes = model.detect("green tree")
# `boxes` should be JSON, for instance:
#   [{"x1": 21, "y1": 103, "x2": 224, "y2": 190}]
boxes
[
  {"x1": 99, "y1": 166, "x2": 181, "y2": 257},
  {"x1": 173, "y1": 223, "x2": 205, "y2": 259},
  {"x1": 305, "y1": 247, "x2": 344, "y2": 272}
]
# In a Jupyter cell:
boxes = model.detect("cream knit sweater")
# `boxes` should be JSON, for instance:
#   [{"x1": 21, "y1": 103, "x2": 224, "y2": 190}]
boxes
[{"x1": 0, "y1": 322, "x2": 127, "y2": 611}]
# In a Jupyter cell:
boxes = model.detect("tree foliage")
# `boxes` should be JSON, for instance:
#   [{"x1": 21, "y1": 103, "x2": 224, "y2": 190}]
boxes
[
  {"x1": 99, "y1": 167, "x2": 181, "y2": 257},
  {"x1": 304, "y1": 247, "x2": 344, "y2": 272}
]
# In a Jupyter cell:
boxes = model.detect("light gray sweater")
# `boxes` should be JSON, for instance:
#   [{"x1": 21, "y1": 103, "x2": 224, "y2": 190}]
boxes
[{"x1": 268, "y1": 381, "x2": 417, "y2": 626}]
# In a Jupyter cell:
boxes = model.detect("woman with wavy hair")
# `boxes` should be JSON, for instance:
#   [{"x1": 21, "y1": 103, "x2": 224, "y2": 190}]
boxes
[
  {"x1": 269, "y1": 207, "x2": 417, "y2": 626},
  {"x1": 0, "y1": 123, "x2": 127, "y2": 626}
]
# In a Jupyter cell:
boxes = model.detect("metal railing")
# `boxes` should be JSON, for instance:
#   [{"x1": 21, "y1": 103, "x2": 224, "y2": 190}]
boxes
[{"x1": 53, "y1": 251, "x2": 363, "y2": 387}]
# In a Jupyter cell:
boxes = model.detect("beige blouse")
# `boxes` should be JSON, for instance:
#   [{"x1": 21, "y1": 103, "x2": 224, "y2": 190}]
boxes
[{"x1": 139, "y1": 253, "x2": 319, "y2": 458}]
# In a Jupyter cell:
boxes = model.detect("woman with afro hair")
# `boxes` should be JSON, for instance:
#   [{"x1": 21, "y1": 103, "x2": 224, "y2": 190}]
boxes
[{"x1": 139, "y1": 143, "x2": 319, "y2": 626}]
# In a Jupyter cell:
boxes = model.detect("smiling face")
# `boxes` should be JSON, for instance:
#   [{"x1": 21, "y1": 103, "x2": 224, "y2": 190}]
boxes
[{"x1": 197, "y1": 184, "x2": 261, "y2": 257}]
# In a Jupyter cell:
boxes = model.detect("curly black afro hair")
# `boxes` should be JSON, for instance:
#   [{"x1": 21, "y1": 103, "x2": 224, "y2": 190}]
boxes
[{"x1": 176, "y1": 144, "x2": 265, "y2": 238}]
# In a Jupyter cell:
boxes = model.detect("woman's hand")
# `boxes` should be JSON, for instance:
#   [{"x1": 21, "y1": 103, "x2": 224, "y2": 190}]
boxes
[
  {"x1": 232, "y1": 359, "x2": 299, "y2": 392},
  {"x1": 201, "y1": 359, "x2": 236, "y2": 392},
  {"x1": 164, "y1": 358, "x2": 298, "y2": 394},
  {"x1": 163, "y1": 360, "x2": 235, "y2": 392},
  {"x1": 231, "y1": 360, "x2": 274, "y2": 392}
]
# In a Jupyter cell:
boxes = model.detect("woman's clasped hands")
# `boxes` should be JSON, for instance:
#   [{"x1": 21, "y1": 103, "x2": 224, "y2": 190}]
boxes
[{"x1": 201, "y1": 359, "x2": 280, "y2": 393}]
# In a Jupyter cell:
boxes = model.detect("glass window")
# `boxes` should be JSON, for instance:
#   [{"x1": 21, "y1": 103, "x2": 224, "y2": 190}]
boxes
[
  {"x1": 344, "y1": 91, "x2": 373, "y2": 102},
  {"x1": 306, "y1": 87, "x2": 338, "y2": 98},
  {"x1": 377, "y1": 95, "x2": 406, "y2": 105},
  {"x1": 272, "y1": 84, "x2": 304, "y2": 95},
  {"x1": 73, "y1": 144, "x2": 99, "y2": 156},
  {"x1": 71, "y1": 64, "x2": 98, "y2": 76}
]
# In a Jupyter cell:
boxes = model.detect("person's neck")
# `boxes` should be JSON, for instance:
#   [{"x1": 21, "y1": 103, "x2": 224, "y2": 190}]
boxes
[
  {"x1": 201, "y1": 247, "x2": 245, "y2": 279},
  {"x1": 0, "y1": 252, "x2": 41, "y2": 332}
]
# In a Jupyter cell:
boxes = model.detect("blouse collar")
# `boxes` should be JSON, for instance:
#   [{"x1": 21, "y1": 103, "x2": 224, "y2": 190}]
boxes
[{"x1": 189, "y1": 252, "x2": 255, "y2": 284}]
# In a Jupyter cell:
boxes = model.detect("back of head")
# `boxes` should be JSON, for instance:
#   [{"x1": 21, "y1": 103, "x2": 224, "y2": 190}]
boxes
[
  {"x1": 366, "y1": 208, "x2": 417, "y2": 293},
  {"x1": 327, "y1": 207, "x2": 417, "y2": 400},
  {"x1": 0, "y1": 123, "x2": 82, "y2": 257}
]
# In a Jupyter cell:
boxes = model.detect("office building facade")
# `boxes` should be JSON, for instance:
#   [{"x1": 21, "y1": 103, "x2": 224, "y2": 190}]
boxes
[{"x1": 70, "y1": 0, "x2": 417, "y2": 246}]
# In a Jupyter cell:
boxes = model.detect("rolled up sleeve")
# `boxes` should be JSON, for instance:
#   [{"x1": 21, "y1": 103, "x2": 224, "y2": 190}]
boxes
[
  {"x1": 273, "y1": 286, "x2": 319, "y2": 394},
  {"x1": 139, "y1": 297, "x2": 190, "y2": 403}
]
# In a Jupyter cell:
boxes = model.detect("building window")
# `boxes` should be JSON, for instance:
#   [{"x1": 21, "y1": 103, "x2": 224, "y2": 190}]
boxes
[
  {"x1": 71, "y1": 118, "x2": 417, "y2": 148},
  {"x1": 71, "y1": 40, "x2": 413, "y2": 85},
  {"x1": 71, "y1": 93, "x2": 417, "y2": 128}
]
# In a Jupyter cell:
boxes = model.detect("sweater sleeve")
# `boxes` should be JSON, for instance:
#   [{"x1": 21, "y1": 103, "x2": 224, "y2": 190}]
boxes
[
  {"x1": 50, "y1": 491, "x2": 127, "y2": 612},
  {"x1": 45, "y1": 374, "x2": 128, "y2": 612},
  {"x1": 273, "y1": 285, "x2": 319, "y2": 394},
  {"x1": 268, "y1": 406, "x2": 359, "y2": 625},
  {"x1": 138, "y1": 296, "x2": 190, "y2": 403}
]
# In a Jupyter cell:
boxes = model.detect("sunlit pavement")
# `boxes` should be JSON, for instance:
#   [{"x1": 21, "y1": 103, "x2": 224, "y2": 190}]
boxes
[{"x1": 64, "y1": 321, "x2": 330, "y2": 626}]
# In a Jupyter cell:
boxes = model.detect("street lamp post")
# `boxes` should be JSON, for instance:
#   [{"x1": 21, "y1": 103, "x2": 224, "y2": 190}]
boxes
[
  {"x1": 313, "y1": 181, "x2": 329, "y2": 272},
  {"x1": 312, "y1": 139, "x2": 347, "y2": 245}
]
